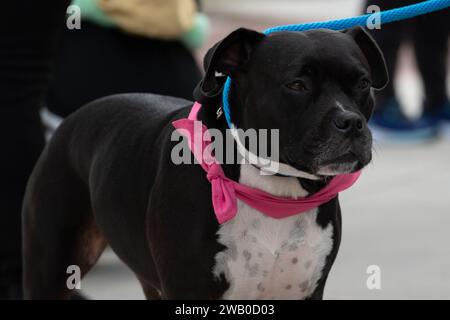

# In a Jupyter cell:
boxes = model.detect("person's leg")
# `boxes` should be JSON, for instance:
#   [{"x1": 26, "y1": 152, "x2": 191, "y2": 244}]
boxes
[
  {"x1": 365, "y1": 0, "x2": 442, "y2": 140},
  {"x1": 0, "y1": 0, "x2": 71, "y2": 299},
  {"x1": 412, "y1": 7, "x2": 449, "y2": 116},
  {"x1": 365, "y1": 0, "x2": 410, "y2": 110}
]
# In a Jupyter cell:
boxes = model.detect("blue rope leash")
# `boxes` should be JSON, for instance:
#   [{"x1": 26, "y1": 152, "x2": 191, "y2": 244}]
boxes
[{"x1": 222, "y1": 0, "x2": 450, "y2": 127}]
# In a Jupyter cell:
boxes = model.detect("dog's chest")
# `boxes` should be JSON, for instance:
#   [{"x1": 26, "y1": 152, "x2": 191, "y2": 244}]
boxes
[{"x1": 213, "y1": 165, "x2": 334, "y2": 299}]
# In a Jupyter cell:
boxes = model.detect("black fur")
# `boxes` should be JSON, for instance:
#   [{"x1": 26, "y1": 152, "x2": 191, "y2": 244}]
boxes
[{"x1": 22, "y1": 27, "x2": 387, "y2": 299}]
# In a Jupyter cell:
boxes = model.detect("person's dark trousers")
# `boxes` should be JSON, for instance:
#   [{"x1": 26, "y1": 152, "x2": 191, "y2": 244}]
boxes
[
  {"x1": 46, "y1": 22, "x2": 202, "y2": 117},
  {"x1": 365, "y1": 0, "x2": 449, "y2": 114},
  {"x1": 0, "y1": 0, "x2": 71, "y2": 299},
  {"x1": 413, "y1": 7, "x2": 449, "y2": 112}
]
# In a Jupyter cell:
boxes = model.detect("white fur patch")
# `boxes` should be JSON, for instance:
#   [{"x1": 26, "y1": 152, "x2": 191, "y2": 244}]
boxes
[{"x1": 213, "y1": 164, "x2": 334, "y2": 299}]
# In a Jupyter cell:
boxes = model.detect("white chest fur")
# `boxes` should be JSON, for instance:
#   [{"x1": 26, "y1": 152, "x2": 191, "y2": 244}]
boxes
[{"x1": 213, "y1": 164, "x2": 334, "y2": 299}]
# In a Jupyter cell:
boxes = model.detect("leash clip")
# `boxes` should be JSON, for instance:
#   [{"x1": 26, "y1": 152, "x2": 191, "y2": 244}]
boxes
[{"x1": 216, "y1": 107, "x2": 223, "y2": 119}]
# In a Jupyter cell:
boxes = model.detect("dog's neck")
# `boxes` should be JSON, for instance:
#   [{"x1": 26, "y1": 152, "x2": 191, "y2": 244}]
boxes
[{"x1": 196, "y1": 100, "x2": 328, "y2": 195}]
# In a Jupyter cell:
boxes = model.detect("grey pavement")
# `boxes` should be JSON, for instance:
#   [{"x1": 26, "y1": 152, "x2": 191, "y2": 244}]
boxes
[
  {"x1": 82, "y1": 138, "x2": 450, "y2": 300},
  {"x1": 82, "y1": 0, "x2": 450, "y2": 300}
]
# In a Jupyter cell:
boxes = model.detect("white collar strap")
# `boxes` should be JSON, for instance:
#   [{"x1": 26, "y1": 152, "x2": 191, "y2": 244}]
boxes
[{"x1": 229, "y1": 125, "x2": 320, "y2": 180}]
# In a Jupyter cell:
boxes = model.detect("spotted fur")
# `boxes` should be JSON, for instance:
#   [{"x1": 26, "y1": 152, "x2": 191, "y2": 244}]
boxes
[{"x1": 213, "y1": 164, "x2": 334, "y2": 299}]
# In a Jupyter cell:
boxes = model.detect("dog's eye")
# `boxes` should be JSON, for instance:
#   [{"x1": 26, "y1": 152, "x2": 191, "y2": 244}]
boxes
[
  {"x1": 286, "y1": 81, "x2": 308, "y2": 91},
  {"x1": 358, "y1": 78, "x2": 371, "y2": 90}
]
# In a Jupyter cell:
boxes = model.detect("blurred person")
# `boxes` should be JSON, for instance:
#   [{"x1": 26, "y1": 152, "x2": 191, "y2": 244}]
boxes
[
  {"x1": 0, "y1": 0, "x2": 72, "y2": 299},
  {"x1": 0, "y1": 0, "x2": 207, "y2": 299},
  {"x1": 47, "y1": 0, "x2": 208, "y2": 117},
  {"x1": 365, "y1": 0, "x2": 450, "y2": 141}
]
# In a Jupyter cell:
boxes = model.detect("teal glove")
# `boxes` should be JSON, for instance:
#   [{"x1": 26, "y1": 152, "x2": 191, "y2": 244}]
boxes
[
  {"x1": 181, "y1": 13, "x2": 210, "y2": 51},
  {"x1": 71, "y1": 0, "x2": 115, "y2": 28}
]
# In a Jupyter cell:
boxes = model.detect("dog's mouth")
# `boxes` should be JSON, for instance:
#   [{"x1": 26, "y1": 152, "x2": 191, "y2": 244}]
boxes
[
  {"x1": 283, "y1": 149, "x2": 370, "y2": 177},
  {"x1": 322, "y1": 152, "x2": 358, "y2": 165},
  {"x1": 316, "y1": 153, "x2": 359, "y2": 176},
  {"x1": 316, "y1": 149, "x2": 371, "y2": 175}
]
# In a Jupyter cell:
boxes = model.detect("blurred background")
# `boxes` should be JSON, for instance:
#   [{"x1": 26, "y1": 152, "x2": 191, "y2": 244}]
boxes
[
  {"x1": 2, "y1": 0, "x2": 449, "y2": 300},
  {"x1": 80, "y1": 0, "x2": 450, "y2": 299}
]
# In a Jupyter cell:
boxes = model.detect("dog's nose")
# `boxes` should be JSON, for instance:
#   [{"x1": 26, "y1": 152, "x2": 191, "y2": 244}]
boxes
[{"x1": 332, "y1": 111, "x2": 364, "y2": 136}]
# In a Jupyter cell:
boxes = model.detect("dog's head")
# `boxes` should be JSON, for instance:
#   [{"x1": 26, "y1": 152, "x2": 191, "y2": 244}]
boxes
[{"x1": 196, "y1": 27, "x2": 388, "y2": 176}]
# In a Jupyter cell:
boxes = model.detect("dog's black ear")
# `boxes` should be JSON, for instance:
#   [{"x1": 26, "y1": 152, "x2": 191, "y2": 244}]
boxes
[
  {"x1": 194, "y1": 28, "x2": 265, "y2": 103},
  {"x1": 343, "y1": 26, "x2": 389, "y2": 90}
]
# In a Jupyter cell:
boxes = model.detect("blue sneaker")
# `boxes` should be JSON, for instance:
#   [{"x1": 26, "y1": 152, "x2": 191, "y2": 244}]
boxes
[
  {"x1": 423, "y1": 100, "x2": 450, "y2": 138},
  {"x1": 439, "y1": 100, "x2": 450, "y2": 122},
  {"x1": 370, "y1": 99, "x2": 439, "y2": 143}
]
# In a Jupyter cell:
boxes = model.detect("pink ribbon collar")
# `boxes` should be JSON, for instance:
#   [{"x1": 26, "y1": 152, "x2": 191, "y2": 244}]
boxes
[{"x1": 172, "y1": 102, "x2": 361, "y2": 224}]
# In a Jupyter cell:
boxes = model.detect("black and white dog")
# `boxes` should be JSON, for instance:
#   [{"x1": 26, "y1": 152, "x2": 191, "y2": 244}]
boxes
[{"x1": 22, "y1": 26, "x2": 387, "y2": 299}]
